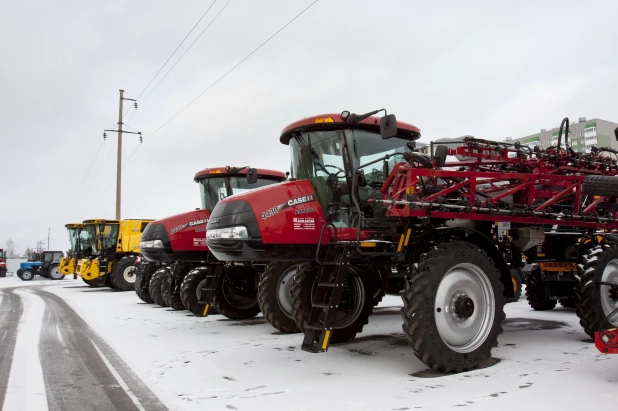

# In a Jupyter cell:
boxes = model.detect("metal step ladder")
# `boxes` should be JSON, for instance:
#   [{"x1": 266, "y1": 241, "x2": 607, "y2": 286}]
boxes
[
  {"x1": 301, "y1": 242, "x2": 353, "y2": 353},
  {"x1": 195, "y1": 265, "x2": 224, "y2": 317}
]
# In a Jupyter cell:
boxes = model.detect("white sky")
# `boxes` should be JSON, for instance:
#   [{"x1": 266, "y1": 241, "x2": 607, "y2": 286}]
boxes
[{"x1": 2, "y1": 0, "x2": 618, "y2": 253}]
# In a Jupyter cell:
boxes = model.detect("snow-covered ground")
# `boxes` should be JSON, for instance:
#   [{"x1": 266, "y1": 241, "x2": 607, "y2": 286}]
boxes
[{"x1": 0, "y1": 275, "x2": 615, "y2": 411}]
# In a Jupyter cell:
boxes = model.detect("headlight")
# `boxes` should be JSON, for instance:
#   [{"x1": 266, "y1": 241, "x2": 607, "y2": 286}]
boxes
[
  {"x1": 207, "y1": 226, "x2": 249, "y2": 240},
  {"x1": 140, "y1": 239, "x2": 164, "y2": 248}
]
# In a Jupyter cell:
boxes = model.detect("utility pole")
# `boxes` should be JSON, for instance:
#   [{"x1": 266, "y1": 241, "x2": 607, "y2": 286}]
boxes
[
  {"x1": 104, "y1": 90, "x2": 141, "y2": 220},
  {"x1": 47, "y1": 228, "x2": 52, "y2": 250}
]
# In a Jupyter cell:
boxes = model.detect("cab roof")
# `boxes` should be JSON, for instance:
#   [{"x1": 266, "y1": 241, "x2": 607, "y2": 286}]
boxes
[
  {"x1": 280, "y1": 112, "x2": 421, "y2": 145},
  {"x1": 194, "y1": 166, "x2": 286, "y2": 182},
  {"x1": 65, "y1": 223, "x2": 86, "y2": 229},
  {"x1": 82, "y1": 218, "x2": 153, "y2": 225}
]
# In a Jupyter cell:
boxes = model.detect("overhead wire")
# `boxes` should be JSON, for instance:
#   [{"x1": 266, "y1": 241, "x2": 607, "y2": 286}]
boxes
[
  {"x1": 122, "y1": 0, "x2": 320, "y2": 169},
  {"x1": 69, "y1": 141, "x2": 105, "y2": 205}
]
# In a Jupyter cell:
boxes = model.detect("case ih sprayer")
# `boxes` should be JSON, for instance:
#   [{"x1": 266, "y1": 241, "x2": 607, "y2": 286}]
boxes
[
  {"x1": 138, "y1": 166, "x2": 287, "y2": 317},
  {"x1": 206, "y1": 109, "x2": 618, "y2": 372}
]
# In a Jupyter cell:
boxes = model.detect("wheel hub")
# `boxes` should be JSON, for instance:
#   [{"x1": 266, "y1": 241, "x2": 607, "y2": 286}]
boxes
[
  {"x1": 454, "y1": 296, "x2": 474, "y2": 319},
  {"x1": 601, "y1": 260, "x2": 618, "y2": 325}
]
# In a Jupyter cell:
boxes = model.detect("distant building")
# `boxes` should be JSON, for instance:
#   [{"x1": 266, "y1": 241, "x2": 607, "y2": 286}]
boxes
[{"x1": 512, "y1": 117, "x2": 618, "y2": 152}]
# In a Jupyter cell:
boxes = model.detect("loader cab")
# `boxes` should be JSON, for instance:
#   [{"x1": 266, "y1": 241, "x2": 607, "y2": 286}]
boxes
[
  {"x1": 194, "y1": 167, "x2": 287, "y2": 212},
  {"x1": 65, "y1": 223, "x2": 92, "y2": 258},
  {"x1": 282, "y1": 111, "x2": 421, "y2": 227},
  {"x1": 84, "y1": 219, "x2": 120, "y2": 255}
]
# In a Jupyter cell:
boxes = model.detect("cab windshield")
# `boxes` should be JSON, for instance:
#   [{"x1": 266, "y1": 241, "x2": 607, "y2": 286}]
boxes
[
  {"x1": 199, "y1": 176, "x2": 281, "y2": 211},
  {"x1": 86, "y1": 224, "x2": 119, "y2": 254},
  {"x1": 67, "y1": 228, "x2": 92, "y2": 255},
  {"x1": 289, "y1": 128, "x2": 411, "y2": 225}
]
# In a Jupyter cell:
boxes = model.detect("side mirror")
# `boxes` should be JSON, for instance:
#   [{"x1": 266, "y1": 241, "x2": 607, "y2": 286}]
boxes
[
  {"x1": 247, "y1": 168, "x2": 258, "y2": 184},
  {"x1": 434, "y1": 145, "x2": 448, "y2": 168},
  {"x1": 356, "y1": 169, "x2": 367, "y2": 187},
  {"x1": 614, "y1": 126, "x2": 618, "y2": 142},
  {"x1": 380, "y1": 114, "x2": 398, "y2": 139}
]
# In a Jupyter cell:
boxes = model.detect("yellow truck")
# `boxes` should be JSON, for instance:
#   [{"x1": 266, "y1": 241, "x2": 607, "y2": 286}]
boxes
[{"x1": 75, "y1": 218, "x2": 153, "y2": 291}]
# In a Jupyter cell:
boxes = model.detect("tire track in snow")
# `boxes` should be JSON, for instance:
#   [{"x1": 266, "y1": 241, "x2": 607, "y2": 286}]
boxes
[
  {"x1": 0, "y1": 288, "x2": 23, "y2": 405},
  {"x1": 35, "y1": 288, "x2": 169, "y2": 411}
]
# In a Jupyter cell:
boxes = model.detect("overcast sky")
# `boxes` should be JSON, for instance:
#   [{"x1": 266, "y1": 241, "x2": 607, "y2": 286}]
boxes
[{"x1": 2, "y1": 0, "x2": 618, "y2": 254}]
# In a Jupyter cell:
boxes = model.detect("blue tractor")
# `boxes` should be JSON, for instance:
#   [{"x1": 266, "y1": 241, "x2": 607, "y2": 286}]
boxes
[{"x1": 17, "y1": 251, "x2": 65, "y2": 281}]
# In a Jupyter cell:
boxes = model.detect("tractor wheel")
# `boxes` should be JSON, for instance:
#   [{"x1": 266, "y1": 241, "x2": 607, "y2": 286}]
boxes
[
  {"x1": 134, "y1": 269, "x2": 154, "y2": 303},
  {"x1": 369, "y1": 266, "x2": 388, "y2": 307},
  {"x1": 212, "y1": 265, "x2": 261, "y2": 320},
  {"x1": 559, "y1": 298, "x2": 575, "y2": 308},
  {"x1": 180, "y1": 268, "x2": 220, "y2": 315},
  {"x1": 258, "y1": 262, "x2": 302, "y2": 333},
  {"x1": 0, "y1": 269, "x2": 6, "y2": 278},
  {"x1": 161, "y1": 269, "x2": 185, "y2": 310},
  {"x1": 290, "y1": 262, "x2": 375, "y2": 344},
  {"x1": 387, "y1": 277, "x2": 405, "y2": 295},
  {"x1": 575, "y1": 244, "x2": 618, "y2": 338},
  {"x1": 582, "y1": 175, "x2": 618, "y2": 197},
  {"x1": 525, "y1": 271, "x2": 556, "y2": 311},
  {"x1": 83, "y1": 277, "x2": 107, "y2": 287},
  {"x1": 49, "y1": 265, "x2": 64, "y2": 280},
  {"x1": 506, "y1": 270, "x2": 522, "y2": 303},
  {"x1": 109, "y1": 257, "x2": 137, "y2": 291},
  {"x1": 21, "y1": 270, "x2": 35, "y2": 281},
  {"x1": 149, "y1": 268, "x2": 169, "y2": 307},
  {"x1": 401, "y1": 241, "x2": 506, "y2": 373},
  {"x1": 16, "y1": 269, "x2": 23, "y2": 280}
]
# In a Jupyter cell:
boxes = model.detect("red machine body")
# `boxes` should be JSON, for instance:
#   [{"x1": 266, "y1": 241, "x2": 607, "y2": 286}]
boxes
[{"x1": 596, "y1": 329, "x2": 618, "y2": 354}]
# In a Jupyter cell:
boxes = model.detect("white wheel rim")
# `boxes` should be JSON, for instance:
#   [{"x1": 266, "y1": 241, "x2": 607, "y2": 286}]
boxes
[
  {"x1": 434, "y1": 263, "x2": 495, "y2": 353},
  {"x1": 277, "y1": 264, "x2": 300, "y2": 319},
  {"x1": 123, "y1": 266, "x2": 137, "y2": 283},
  {"x1": 23, "y1": 271, "x2": 33, "y2": 280},
  {"x1": 50, "y1": 267, "x2": 62, "y2": 279},
  {"x1": 601, "y1": 259, "x2": 618, "y2": 325}
]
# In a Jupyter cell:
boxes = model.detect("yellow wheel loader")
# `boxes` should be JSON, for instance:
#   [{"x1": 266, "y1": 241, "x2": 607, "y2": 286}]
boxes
[
  {"x1": 59, "y1": 223, "x2": 93, "y2": 279},
  {"x1": 75, "y1": 218, "x2": 153, "y2": 290}
]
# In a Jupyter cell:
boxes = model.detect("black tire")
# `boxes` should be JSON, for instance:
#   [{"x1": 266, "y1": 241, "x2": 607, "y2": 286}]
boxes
[
  {"x1": 180, "y1": 268, "x2": 209, "y2": 315},
  {"x1": 369, "y1": 266, "x2": 388, "y2": 307},
  {"x1": 526, "y1": 271, "x2": 556, "y2": 311},
  {"x1": 109, "y1": 257, "x2": 138, "y2": 291},
  {"x1": 582, "y1": 175, "x2": 618, "y2": 197},
  {"x1": 258, "y1": 262, "x2": 301, "y2": 333},
  {"x1": 212, "y1": 265, "x2": 261, "y2": 320},
  {"x1": 387, "y1": 277, "x2": 405, "y2": 295},
  {"x1": 559, "y1": 298, "x2": 575, "y2": 308},
  {"x1": 49, "y1": 264, "x2": 64, "y2": 280},
  {"x1": 149, "y1": 268, "x2": 169, "y2": 307},
  {"x1": 290, "y1": 262, "x2": 375, "y2": 344},
  {"x1": 401, "y1": 241, "x2": 506, "y2": 373},
  {"x1": 135, "y1": 268, "x2": 155, "y2": 303},
  {"x1": 16, "y1": 269, "x2": 23, "y2": 280},
  {"x1": 575, "y1": 244, "x2": 618, "y2": 338},
  {"x1": 506, "y1": 270, "x2": 523, "y2": 303},
  {"x1": 161, "y1": 269, "x2": 185, "y2": 310},
  {"x1": 0, "y1": 269, "x2": 6, "y2": 278},
  {"x1": 83, "y1": 277, "x2": 107, "y2": 287},
  {"x1": 21, "y1": 270, "x2": 35, "y2": 281}
]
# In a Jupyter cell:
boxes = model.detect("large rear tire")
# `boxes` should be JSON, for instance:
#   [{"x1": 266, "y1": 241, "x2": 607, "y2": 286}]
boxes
[
  {"x1": 401, "y1": 241, "x2": 506, "y2": 373},
  {"x1": 149, "y1": 268, "x2": 169, "y2": 307},
  {"x1": 135, "y1": 266, "x2": 155, "y2": 303},
  {"x1": 212, "y1": 265, "x2": 261, "y2": 320},
  {"x1": 161, "y1": 269, "x2": 185, "y2": 310},
  {"x1": 109, "y1": 257, "x2": 137, "y2": 291},
  {"x1": 49, "y1": 265, "x2": 64, "y2": 280},
  {"x1": 258, "y1": 262, "x2": 301, "y2": 333},
  {"x1": 180, "y1": 268, "x2": 212, "y2": 315},
  {"x1": 290, "y1": 262, "x2": 374, "y2": 344},
  {"x1": 575, "y1": 244, "x2": 618, "y2": 338},
  {"x1": 526, "y1": 271, "x2": 556, "y2": 311}
]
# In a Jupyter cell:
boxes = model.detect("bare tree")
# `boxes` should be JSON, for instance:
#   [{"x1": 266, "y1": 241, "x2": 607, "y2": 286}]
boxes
[
  {"x1": 23, "y1": 247, "x2": 34, "y2": 259},
  {"x1": 5, "y1": 238, "x2": 17, "y2": 258}
]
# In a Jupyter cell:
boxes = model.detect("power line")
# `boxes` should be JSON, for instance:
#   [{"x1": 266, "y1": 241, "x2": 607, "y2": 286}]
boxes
[
  {"x1": 69, "y1": 141, "x2": 106, "y2": 205},
  {"x1": 138, "y1": 0, "x2": 233, "y2": 108},
  {"x1": 135, "y1": 0, "x2": 219, "y2": 103},
  {"x1": 121, "y1": 0, "x2": 319, "y2": 168}
]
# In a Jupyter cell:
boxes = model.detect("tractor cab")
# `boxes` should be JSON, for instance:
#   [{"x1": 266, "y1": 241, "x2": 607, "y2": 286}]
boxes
[
  {"x1": 85, "y1": 219, "x2": 120, "y2": 255},
  {"x1": 206, "y1": 110, "x2": 421, "y2": 261},
  {"x1": 60, "y1": 223, "x2": 93, "y2": 276}
]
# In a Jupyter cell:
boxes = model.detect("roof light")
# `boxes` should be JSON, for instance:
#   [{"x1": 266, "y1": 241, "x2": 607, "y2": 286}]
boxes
[
  {"x1": 314, "y1": 117, "x2": 334, "y2": 124},
  {"x1": 341, "y1": 111, "x2": 350, "y2": 120}
]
